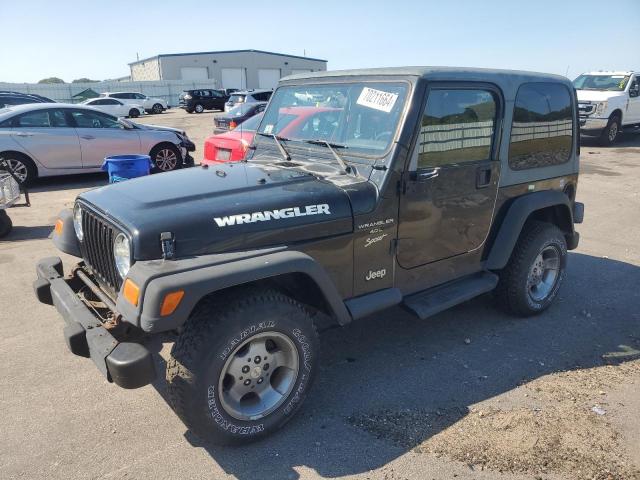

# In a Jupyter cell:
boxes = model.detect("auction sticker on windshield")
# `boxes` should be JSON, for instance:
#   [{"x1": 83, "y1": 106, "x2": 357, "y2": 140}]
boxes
[{"x1": 357, "y1": 87, "x2": 398, "y2": 113}]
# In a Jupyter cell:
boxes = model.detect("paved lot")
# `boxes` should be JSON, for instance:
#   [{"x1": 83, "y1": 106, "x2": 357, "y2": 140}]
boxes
[{"x1": 1, "y1": 110, "x2": 639, "y2": 480}]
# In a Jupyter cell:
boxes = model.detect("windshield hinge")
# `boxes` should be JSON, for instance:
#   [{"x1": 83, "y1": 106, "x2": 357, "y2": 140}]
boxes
[{"x1": 160, "y1": 232, "x2": 175, "y2": 260}]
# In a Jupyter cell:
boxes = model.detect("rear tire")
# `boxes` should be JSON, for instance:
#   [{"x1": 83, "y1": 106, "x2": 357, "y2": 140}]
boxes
[
  {"x1": 599, "y1": 115, "x2": 620, "y2": 146},
  {"x1": 150, "y1": 144, "x2": 181, "y2": 172},
  {"x1": 152, "y1": 103, "x2": 163, "y2": 114},
  {"x1": 166, "y1": 289, "x2": 319, "y2": 445},
  {"x1": 128, "y1": 108, "x2": 140, "y2": 118},
  {"x1": 0, "y1": 153, "x2": 36, "y2": 185},
  {"x1": 194, "y1": 103, "x2": 204, "y2": 113},
  {"x1": 494, "y1": 221, "x2": 567, "y2": 316},
  {"x1": 0, "y1": 210, "x2": 12, "y2": 238}
]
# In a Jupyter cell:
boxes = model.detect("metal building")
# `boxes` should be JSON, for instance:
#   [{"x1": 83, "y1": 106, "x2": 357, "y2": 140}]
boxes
[{"x1": 129, "y1": 49, "x2": 327, "y2": 89}]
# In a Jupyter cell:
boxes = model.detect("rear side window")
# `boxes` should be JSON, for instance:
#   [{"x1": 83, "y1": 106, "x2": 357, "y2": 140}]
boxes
[
  {"x1": 16, "y1": 110, "x2": 51, "y2": 127},
  {"x1": 253, "y1": 92, "x2": 272, "y2": 101},
  {"x1": 418, "y1": 88, "x2": 497, "y2": 168},
  {"x1": 509, "y1": 83, "x2": 573, "y2": 170}
]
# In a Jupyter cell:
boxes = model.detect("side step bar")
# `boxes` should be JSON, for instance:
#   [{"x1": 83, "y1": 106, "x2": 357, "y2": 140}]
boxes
[{"x1": 402, "y1": 272, "x2": 499, "y2": 320}]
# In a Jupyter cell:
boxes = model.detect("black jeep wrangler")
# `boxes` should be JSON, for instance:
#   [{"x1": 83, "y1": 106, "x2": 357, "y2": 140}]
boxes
[{"x1": 35, "y1": 67, "x2": 584, "y2": 445}]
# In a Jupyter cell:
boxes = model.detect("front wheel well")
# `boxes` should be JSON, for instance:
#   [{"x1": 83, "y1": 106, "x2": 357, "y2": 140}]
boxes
[
  {"x1": 610, "y1": 109, "x2": 623, "y2": 122},
  {"x1": 189, "y1": 274, "x2": 338, "y2": 330}
]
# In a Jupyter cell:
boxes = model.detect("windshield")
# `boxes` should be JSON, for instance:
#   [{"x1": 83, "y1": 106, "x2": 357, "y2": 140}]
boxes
[
  {"x1": 573, "y1": 74, "x2": 630, "y2": 91},
  {"x1": 257, "y1": 82, "x2": 408, "y2": 156},
  {"x1": 229, "y1": 94, "x2": 246, "y2": 103}
]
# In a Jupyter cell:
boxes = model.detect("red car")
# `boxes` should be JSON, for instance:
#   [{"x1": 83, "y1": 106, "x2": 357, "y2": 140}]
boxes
[{"x1": 202, "y1": 107, "x2": 340, "y2": 164}]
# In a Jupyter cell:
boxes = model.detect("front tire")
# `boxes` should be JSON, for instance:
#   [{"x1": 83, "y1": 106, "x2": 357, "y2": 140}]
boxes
[
  {"x1": 128, "y1": 108, "x2": 140, "y2": 118},
  {"x1": 0, "y1": 210, "x2": 12, "y2": 238},
  {"x1": 166, "y1": 289, "x2": 319, "y2": 445},
  {"x1": 150, "y1": 144, "x2": 181, "y2": 172},
  {"x1": 194, "y1": 103, "x2": 204, "y2": 113},
  {"x1": 152, "y1": 103, "x2": 163, "y2": 114},
  {"x1": 495, "y1": 221, "x2": 567, "y2": 316},
  {"x1": 599, "y1": 115, "x2": 620, "y2": 146},
  {"x1": 0, "y1": 153, "x2": 36, "y2": 185}
]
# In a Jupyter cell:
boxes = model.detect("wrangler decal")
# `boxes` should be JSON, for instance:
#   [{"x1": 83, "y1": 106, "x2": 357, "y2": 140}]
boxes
[{"x1": 214, "y1": 204, "x2": 331, "y2": 227}]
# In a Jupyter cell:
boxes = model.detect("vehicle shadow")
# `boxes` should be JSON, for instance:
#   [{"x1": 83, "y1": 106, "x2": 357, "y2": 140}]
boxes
[
  {"x1": 0, "y1": 224, "x2": 53, "y2": 242},
  {"x1": 27, "y1": 172, "x2": 108, "y2": 193},
  {"x1": 148, "y1": 252, "x2": 640, "y2": 479},
  {"x1": 581, "y1": 131, "x2": 640, "y2": 148}
]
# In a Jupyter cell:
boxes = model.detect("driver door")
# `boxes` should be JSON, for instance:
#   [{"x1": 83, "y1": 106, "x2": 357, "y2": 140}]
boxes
[
  {"x1": 70, "y1": 109, "x2": 141, "y2": 168},
  {"x1": 627, "y1": 75, "x2": 640, "y2": 123},
  {"x1": 397, "y1": 84, "x2": 502, "y2": 268}
]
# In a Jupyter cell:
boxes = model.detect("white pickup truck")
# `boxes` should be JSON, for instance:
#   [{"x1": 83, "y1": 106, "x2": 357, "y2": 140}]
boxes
[{"x1": 574, "y1": 71, "x2": 640, "y2": 145}]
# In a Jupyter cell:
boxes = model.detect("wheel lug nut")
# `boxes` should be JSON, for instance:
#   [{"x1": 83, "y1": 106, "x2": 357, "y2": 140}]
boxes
[
  {"x1": 242, "y1": 365, "x2": 250, "y2": 373},
  {"x1": 244, "y1": 379, "x2": 251, "y2": 386},
  {"x1": 254, "y1": 356, "x2": 261, "y2": 364},
  {"x1": 263, "y1": 363, "x2": 270, "y2": 371},
  {"x1": 257, "y1": 378, "x2": 264, "y2": 384}
]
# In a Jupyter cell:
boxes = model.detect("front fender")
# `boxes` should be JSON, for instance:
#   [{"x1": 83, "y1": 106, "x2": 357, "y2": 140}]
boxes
[{"x1": 121, "y1": 248, "x2": 351, "y2": 333}]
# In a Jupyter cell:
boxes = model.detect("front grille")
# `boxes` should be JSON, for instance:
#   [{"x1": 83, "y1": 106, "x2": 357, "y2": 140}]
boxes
[
  {"x1": 578, "y1": 103, "x2": 595, "y2": 116},
  {"x1": 79, "y1": 207, "x2": 122, "y2": 294}
]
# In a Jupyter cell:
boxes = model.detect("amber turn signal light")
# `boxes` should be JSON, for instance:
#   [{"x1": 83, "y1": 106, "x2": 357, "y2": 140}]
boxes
[
  {"x1": 54, "y1": 219, "x2": 64, "y2": 235},
  {"x1": 160, "y1": 290, "x2": 185, "y2": 317},
  {"x1": 123, "y1": 279, "x2": 140, "y2": 306}
]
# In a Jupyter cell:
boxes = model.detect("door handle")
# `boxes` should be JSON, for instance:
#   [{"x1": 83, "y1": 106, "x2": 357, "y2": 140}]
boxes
[
  {"x1": 81, "y1": 135, "x2": 96, "y2": 140},
  {"x1": 411, "y1": 167, "x2": 440, "y2": 182},
  {"x1": 15, "y1": 132, "x2": 34, "y2": 137},
  {"x1": 476, "y1": 166, "x2": 492, "y2": 188}
]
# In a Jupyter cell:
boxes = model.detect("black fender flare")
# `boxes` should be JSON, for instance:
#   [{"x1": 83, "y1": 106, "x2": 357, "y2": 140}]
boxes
[
  {"x1": 485, "y1": 190, "x2": 574, "y2": 270},
  {"x1": 131, "y1": 249, "x2": 352, "y2": 333},
  {"x1": 52, "y1": 209, "x2": 82, "y2": 258}
]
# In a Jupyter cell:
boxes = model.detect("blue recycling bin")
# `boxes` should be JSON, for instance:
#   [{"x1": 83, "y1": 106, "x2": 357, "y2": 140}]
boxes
[{"x1": 102, "y1": 155, "x2": 154, "y2": 183}]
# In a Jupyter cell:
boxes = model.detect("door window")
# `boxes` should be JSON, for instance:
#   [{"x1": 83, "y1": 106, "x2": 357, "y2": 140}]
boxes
[
  {"x1": 16, "y1": 110, "x2": 52, "y2": 127},
  {"x1": 508, "y1": 83, "x2": 573, "y2": 170},
  {"x1": 418, "y1": 89, "x2": 497, "y2": 168},
  {"x1": 50, "y1": 109, "x2": 71, "y2": 127},
  {"x1": 70, "y1": 110, "x2": 121, "y2": 128},
  {"x1": 134, "y1": 93, "x2": 146, "y2": 99}
]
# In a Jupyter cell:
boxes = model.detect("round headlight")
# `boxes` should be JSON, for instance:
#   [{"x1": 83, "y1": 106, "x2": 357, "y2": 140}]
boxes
[
  {"x1": 113, "y1": 233, "x2": 131, "y2": 278},
  {"x1": 73, "y1": 204, "x2": 83, "y2": 241}
]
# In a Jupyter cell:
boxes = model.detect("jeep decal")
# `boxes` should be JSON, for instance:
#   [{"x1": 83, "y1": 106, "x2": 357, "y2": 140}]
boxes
[{"x1": 214, "y1": 204, "x2": 331, "y2": 227}]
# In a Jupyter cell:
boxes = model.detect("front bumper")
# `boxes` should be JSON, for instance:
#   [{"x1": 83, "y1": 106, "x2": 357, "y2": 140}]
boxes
[
  {"x1": 33, "y1": 257, "x2": 156, "y2": 389},
  {"x1": 579, "y1": 116, "x2": 608, "y2": 135}
]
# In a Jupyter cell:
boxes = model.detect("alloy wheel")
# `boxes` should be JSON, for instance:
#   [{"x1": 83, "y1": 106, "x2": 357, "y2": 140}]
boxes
[
  {"x1": 153, "y1": 104, "x2": 163, "y2": 114},
  {"x1": 608, "y1": 122, "x2": 618, "y2": 142},
  {"x1": 155, "y1": 149, "x2": 178, "y2": 171},
  {"x1": 3, "y1": 159, "x2": 28, "y2": 183},
  {"x1": 527, "y1": 245, "x2": 561, "y2": 302},
  {"x1": 218, "y1": 332, "x2": 299, "y2": 421}
]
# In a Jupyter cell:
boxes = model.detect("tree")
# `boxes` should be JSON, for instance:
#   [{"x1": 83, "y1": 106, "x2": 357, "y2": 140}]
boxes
[
  {"x1": 38, "y1": 77, "x2": 65, "y2": 84},
  {"x1": 72, "y1": 78, "x2": 99, "y2": 83}
]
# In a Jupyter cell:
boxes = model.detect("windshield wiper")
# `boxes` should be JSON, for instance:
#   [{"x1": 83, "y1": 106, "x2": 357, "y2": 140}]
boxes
[
  {"x1": 304, "y1": 139, "x2": 353, "y2": 175},
  {"x1": 256, "y1": 132, "x2": 291, "y2": 161}
]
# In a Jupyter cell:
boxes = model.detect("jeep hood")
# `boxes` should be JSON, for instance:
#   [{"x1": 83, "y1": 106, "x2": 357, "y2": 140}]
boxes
[
  {"x1": 576, "y1": 90, "x2": 625, "y2": 102},
  {"x1": 78, "y1": 162, "x2": 355, "y2": 259}
]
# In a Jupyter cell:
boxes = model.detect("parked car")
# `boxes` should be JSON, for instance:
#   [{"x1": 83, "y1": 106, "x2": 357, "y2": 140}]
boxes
[
  {"x1": 0, "y1": 91, "x2": 55, "y2": 108},
  {"x1": 224, "y1": 89, "x2": 273, "y2": 112},
  {"x1": 203, "y1": 106, "x2": 340, "y2": 163},
  {"x1": 204, "y1": 113, "x2": 263, "y2": 162},
  {"x1": 213, "y1": 102, "x2": 267, "y2": 132},
  {"x1": 0, "y1": 103, "x2": 194, "y2": 184},
  {"x1": 37, "y1": 67, "x2": 583, "y2": 445},
  {"x1": 179, "y1": 89, "x2": 229, "y2": 113},
  {"x1": 100, "y1": 92, "x2": 168, "y2": 114},
  {"x1": 81, "y1": 98, "x2": 145, "y2": 118},
  {"x1": 574, "y1": 71, "x2": 640, "y2": 146}
]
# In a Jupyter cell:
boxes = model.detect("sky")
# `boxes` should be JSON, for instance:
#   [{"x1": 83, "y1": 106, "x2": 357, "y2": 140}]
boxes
[{"x1": 0, "y1": 0, "x2": 638, "y2": 84}]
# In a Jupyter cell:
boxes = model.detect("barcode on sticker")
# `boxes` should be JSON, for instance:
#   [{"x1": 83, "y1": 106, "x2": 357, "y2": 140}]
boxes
[{"x1": 356, "y1": 87, "x2": 399, "y2": 113}]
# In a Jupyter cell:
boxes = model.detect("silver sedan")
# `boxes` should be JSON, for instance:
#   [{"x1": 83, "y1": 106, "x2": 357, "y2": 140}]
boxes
[{"x1": 0, "y1": 103, "x2": 194, "y2": 184}]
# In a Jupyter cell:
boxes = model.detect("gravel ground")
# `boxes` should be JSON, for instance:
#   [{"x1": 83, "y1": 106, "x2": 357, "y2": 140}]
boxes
[{"x1": 0, "y1": 109, "x2": 639, "y2": 480}]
